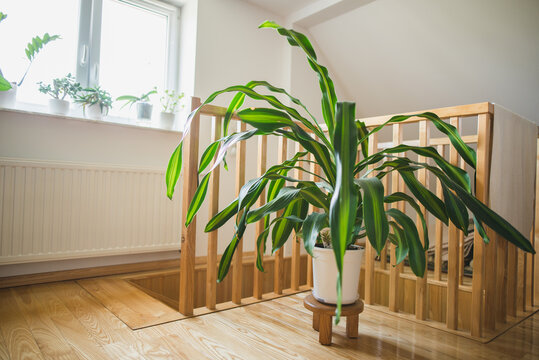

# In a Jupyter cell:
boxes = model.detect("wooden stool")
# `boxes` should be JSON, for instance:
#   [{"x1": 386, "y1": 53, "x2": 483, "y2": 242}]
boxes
[{"x1": 303, "y1": 293, "x2": 364, "y2": 345}]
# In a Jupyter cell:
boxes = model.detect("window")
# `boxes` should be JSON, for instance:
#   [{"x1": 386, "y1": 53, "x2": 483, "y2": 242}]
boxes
[
  {"x1": 0, "y1": 0, "x2": 80, "y2": 104},
  {"x1": 1, "y1": 0, "x2": 179, "y2": 117}
]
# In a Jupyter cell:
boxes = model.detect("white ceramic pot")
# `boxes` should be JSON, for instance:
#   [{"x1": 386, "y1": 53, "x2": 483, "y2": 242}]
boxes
[
  {"x1": 84, "y1": 103, "x2": 107, "y2": 120},
  {"x1": 136, "y1": 101, "x2": 153, "y2": 120},
  {"x1": 312, "y1": 245, "x2": 364, "y2": 304},
  {"x1": 159, "y1": 111, "x2": 176, "y2": 130},
  {"x1": 49, "y1": 98, "x2": 70, "y2": 115},
  {"x1": 0, "y1": 82, "x2": 17, "y2": 108}
]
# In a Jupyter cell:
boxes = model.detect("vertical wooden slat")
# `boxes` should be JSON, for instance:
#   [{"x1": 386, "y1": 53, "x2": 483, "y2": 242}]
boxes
[
  {"x1": 179, "y1": 97, "x2": 201, "y2": 316},
  {"x1": 206, "y1": 116, "x2": 222, "y2": 310},
  {"x1": 274, "y1": 136, "x2": 287, "y2": 295},
  {"x1": 496, "y1": 232, "x2": 507, "y2": 324},
  {"x1": 458, "y1": 158, "x2": 466, "y2": 285},
  {"x1": 517, "y1": 250, "x2": 526, "y2": 312},
  {"x1": 484, "y1": 134, "x2": 498, "y2": 334},
  {"x1": 380, "y1": 167, "x2": 389, "y2": 270},
  {"x1": 415, "y1": 120, "x2": 429, "y2": 320},
  {"x1": 388, "y1": 124, "x2": 402, "y2": 312},
  {"x1": 434, "y1": 145, "x2": 445, "y2": 281},
  {"x1": 507, "y1": 243, "x2": 518, "y2": 317},
  {"x1": 527, "y1": 227, "x2": 534, "y2": 308},
  {"x1": 447, "y1": 117, "x2": 460, "y2": 330},
  {"x1": 535, "y1": 138, "x2": 539, "y2": 307},
  {"x1": 307, "y1": 148, "x2": 322, "y2": 288},
  {"x1": 364, "y1": 132, "x2": 378, "y2": 305},
  {"x1": 291, "y1": 143, "x2": 303, "y2": 291},
  {"x1": 253, "y1": 135, "x2": 268, "y2": 299},
  {"x1": 232, "y1": 121, "x2": 247, "y2": 305},
  {"x1": 471, "y1": 113, "x2": 493, "y2": 338}
]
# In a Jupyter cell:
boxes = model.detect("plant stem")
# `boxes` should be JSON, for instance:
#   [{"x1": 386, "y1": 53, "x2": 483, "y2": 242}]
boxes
[{"x1": 18, "y1": 61, "x2": 33, "y2": 87}]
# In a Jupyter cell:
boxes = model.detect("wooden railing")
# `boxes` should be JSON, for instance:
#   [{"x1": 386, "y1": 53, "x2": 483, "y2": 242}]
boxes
[
  {"x1": 359, "y1": 102, "x2": 537, "y2": 340},
  {"x1": 178, "y1": 97, "x2": 311, "y2": 318},
  {"x1": 178, "y1": 98, "x2": 536, "y2": 340}
]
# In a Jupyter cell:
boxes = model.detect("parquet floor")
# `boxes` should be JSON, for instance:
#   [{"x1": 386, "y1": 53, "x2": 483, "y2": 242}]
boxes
[{"x1": 0, "y1": 280, "x2": 537, "y2": 359}]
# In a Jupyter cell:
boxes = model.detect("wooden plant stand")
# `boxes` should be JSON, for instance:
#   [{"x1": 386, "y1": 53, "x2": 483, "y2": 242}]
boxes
[{"x1": 303, "y1": 293, "x2": 364, "y2": 345}]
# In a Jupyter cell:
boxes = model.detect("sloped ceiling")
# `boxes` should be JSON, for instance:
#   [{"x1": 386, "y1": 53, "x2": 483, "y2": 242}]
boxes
[
  {"x1": 242, "y1": 0, "x2": 319, "y2": 17},
  {"x1": 242, "y1": 0, "x2": 539, "y2": 122}
]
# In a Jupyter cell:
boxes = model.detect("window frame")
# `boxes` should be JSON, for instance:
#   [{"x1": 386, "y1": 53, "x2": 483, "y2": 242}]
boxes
[{"x1": 76, "y1": 0, "x2": 180, "y2": 91}]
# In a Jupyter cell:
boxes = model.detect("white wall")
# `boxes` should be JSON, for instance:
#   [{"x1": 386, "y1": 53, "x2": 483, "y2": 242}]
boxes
[
  {"x1": 193, "y1": 0, "x2": 286, "y2": 103},
  {"x1": 308, "y1": 0, "x2": 539, "y2": 122}
]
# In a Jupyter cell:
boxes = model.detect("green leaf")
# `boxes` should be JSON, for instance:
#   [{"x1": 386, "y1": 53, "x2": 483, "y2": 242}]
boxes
[
  {"x1": 255, "y1": 215, "x2": 303, "y2": 271},
  {"x1": 386, "y1": 209, "x2": 426, "y2": 277},
  {"x1": 441, "y1": 183, "x2": 469, "y2": 234},
  {"x1": 357, "y1": 177, "x2": 389, "y2": 254},
  {"x1": 205, "y1": 199, "x2": 239, "y2": 232},
  {"x1": 364, "y1": 112, "x2": 476, "y2": 168},
  {"x1": 272, "y1": 199, "x2": 308, "y2": 252},
  {"x1": 440, "y1": 174, "x2": 534, "y2": 253},
  {"x1": 399, "y1": 170, "x2": 448, "y2": 225},
  {"x1": 165, "y1": 143, "x2": 182, "y2": 199},
  {"x1": 359, "y1": 145, "x2": 471, "y2": 192},
  {"x1": 237, "y1": 108, "x2": 294, "y2": 132},
  {"x1": 185, "y1": 173, "x2": 211, "y2": 226},
  {"x1": 116, "y1": 95, "x2": 139, "y2": 101},
  {"x1": 247, "y1": 187, "x2": 301, "y2": 224},
  {"x1": 388, "y1": 222, "x2": 408, "y2": 264},
  {"x1": 329, "y1": 102, "x2": 358, "y2": 323},
  {"x1": 298, "y1": 185, "x2": 330, "y2": 212},
  {"x1": 198, "y1": 140, "x2": 220, "y2": 174},
  {"x1": 0, "y1": 75, "x2": 11, "y2": 91},
  {"x1": 25, "y1": 33, "x2": 60, "y2": 61},
  {"x1": 217, "y1": 212, "x2": 248, "y2": 282},
  {"x1": 356, "y1": 120, "x2": 369, "y2": 159},
  {"x1": 259, "y1": 21, "x2": 337, "y2": 139},
  {"x1": 302, "y1": 213, "x2": 328, "y2": 256},
  {"x1": 384, "y1": 192, "x2": 429, "y2": 250}
]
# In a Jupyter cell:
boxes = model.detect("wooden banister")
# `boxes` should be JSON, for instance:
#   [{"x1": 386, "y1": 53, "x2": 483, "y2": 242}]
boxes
[
  {"x1": 178, "y1": 98, "x2": 534, "y2": 341},
  {"x1": 179, "y1": 97, "x2": 201, "y2": 316}
]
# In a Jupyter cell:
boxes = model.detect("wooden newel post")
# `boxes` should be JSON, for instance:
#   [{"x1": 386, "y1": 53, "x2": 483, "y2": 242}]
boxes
[{"x1": 179, "y1": 97, "x2": 201, "y2": 316}]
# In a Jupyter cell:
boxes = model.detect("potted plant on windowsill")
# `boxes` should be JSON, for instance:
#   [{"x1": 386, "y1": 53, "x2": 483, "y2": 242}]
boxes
[
  {"x1": 0, "y1": 12, "x2": 60, "y2": 107},
  {"x1": 116, "y1": 88, "x2": 157, "y2": 121},
  {"x1": 75, "y1": 86, "x2": 113, "y2": 120},
  {"x1": 37, "y1": 73, "x2": 82, "y2": 115},
  {"x1": 159, "y1": 89, "x2": 184, "y2": 129},
  {"x1": 165, "y1": 22, "x2": 535, "y2": 322}
]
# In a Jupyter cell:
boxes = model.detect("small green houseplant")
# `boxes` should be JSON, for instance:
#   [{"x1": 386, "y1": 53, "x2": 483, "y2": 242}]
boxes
[
  {"x1": 38, "y1": 73, "x2": 82, "y2": 115},
  {"x1": 75, "y1": 86, "x2": 113, "y2": 120},
  {"x1": 0, "y1": 12, "x2": 60, "y2": 107},
  {"x1": 159, "y1": 89, "x2": 184, "y2": 129},
  {"x1": 117, "y1": 88, "x2": 157, "y2": 120},
  {"x1": 166, "y1": 22, "x2": 535, "y2": 321}
]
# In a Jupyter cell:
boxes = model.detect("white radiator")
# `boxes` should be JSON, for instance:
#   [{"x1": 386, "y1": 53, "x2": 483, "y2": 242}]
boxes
[{"x1": 0, "y1": 158, "x2": 181, "y2": 265}]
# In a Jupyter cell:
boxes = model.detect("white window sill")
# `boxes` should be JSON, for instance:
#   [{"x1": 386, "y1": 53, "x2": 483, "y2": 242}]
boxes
[{"x1": 0, "y1": 101, "x2": 184, "y2": 134}]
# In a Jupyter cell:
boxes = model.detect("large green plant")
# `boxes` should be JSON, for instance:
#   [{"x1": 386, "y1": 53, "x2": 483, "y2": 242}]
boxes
[
  {"x1": 166, "y1": 22, "x2": 535, "y2": 322},
  {"x1": 0, "y1": 12, "x2": 60, "y2": 91}
]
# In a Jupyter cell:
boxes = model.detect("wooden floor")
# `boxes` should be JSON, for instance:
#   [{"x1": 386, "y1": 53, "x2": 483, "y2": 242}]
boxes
[{"x1": 0, "y1": 281, "x2": 537, "y2": 360}]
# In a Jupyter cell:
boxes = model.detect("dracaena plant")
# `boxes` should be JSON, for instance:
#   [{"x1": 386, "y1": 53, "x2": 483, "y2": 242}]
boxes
[{"x1": 166, "y1": 21, "x2": 535, "y2": 322}]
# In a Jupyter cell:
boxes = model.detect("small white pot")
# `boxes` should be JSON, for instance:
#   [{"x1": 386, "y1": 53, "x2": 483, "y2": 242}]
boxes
[
  {"x1": 159, "y1": 111, "x2": 176, "y2": 129},
  {"x1": 84, "y1": 103, "x2": 107, "y2": 120},
  {"x1": 49, "y1": 98, "x2": 70, "y2": 115},
  {"x1": 136, "y1": 101, "x2": 153, "y2": 120},
  {"x1": 0, "y1": 82, "x2": 17, "y2": 108},
  {"x1": 312, "y1": 245, "x2": 364, "y2": 304}
]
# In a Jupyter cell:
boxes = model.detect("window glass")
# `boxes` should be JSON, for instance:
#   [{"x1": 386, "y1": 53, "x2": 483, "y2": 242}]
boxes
[
  {"x1": 99, "y1": 0, "x2": 169, "y2": 117},
  {"x1": 0, "y1": 0, "x2": 79, "y2": 104}
]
